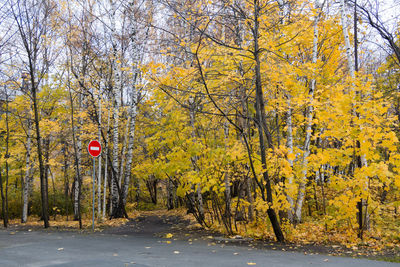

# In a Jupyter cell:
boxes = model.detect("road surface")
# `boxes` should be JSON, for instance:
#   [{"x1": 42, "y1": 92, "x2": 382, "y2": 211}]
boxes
[{"x1": 0, "y1": 216, "x2": 398, "y2": 267}]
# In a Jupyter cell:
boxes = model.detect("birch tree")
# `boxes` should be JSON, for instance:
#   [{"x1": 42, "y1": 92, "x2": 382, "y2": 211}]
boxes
[
  {"x1": 21, "y1": 76, "x2": 32, "y2": 223},
  {"x1": 110, "y1": 0, "x2": 122, "y2": 218},
  {"x1": 121, "y1": 0, "x2": 143, "y2": 208},
  {"x1": 293, "y1": 0, "x2": 324, "y2": 224}
]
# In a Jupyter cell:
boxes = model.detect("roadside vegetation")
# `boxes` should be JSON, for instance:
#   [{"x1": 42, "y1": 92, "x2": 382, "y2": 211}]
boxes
[{"x1": 0, "y1": 0, "x2": 399, "y2": 260}]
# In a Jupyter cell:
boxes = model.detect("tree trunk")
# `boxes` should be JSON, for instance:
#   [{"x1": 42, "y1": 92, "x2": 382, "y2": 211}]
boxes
[
  {"x1": 1, "y1": 99, "x2": 9, "y2": 228},
  {"x1": 286, "y1": 98, "x2": 294, "y2": 223},
  {"x1": 223, "y1": 121, "x2": 232, "y2": 233},
  {"x1": 119, "y1": 118, "x2": 129, "y2": 188},
  {"x1": 235, "y1": 15, "x2": 254, "y2": 223},
  {"x1": 340, "y1": 0, "x2": 355, "y2": 79},
  {"x1": 253, "y1": 0, "x2": 284, "y2": 242},
  {"x1": 63, "y1": 141, "x2": 69, "y2": 221},
  {"x1": 73, "y1": 95, "x2": 83, "y2": 222},
  {"x1": 122, "y1": 92, "x2": 138, "y2": 207},
  {"x1": 146, "y1": 175, "x2": 158, "y2": 204},
  {"x1": 43, "y1": 138, "x2": 51, "y2": 220},
  {"x1": 134, "y1": 177, "x2": 140, "y2": 204},
  {"x1": 31, "y1": 73, "x2": 49, "y2": 228},
  {"x1": 340, "y1": 0, "x2": 369, "y2": 238},
  {"x1": 121, "y1": 0, "x2": 142, "y2": 209},
  {"x1": 293, "y1": 1, "x2": 322, "y2": 224},
  {"x1": 103, "y1": 107, "x2": 111, "y2": 219},
  {"x1": 68, "y1": 83, "x2": 82, "y2": 229},
  {"x1": 188, "y1": 98, "x2": 205, "y2": 222},
  {"x1": 110, "y1": 0, "x2": 121, "y2": 217},
  {"x1": 22, "y1": 119, "x2": 32, "y2": 223},
  {"x1": 0, "y1": 169, "x2": 6, "y2": 228},
  {"x1": 166, "y1": 178, "x2": 175, "y2": 210}
]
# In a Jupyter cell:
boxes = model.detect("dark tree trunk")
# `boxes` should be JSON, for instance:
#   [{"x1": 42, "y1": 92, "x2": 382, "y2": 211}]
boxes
[
  {"x1": 253, "y1": 0, "x2": 284, "y2": 242},
  {"x1": 3, "y1": 96, "x2": 10, "y2": 227},
  {"x1": 109, "y1": 155, "x2": 128, "y2": 219},
  {"x1": 0, "y1": 170, "x2": 7, "y2": 228},
  {"x1": 43, "y1": 138, "x2": 52, "y2": 220},
  {"x1": 146, "y1": 176, "x2": 158, "y2": 205},
  {"x1": 166, "y1": 179, "x2": 174, "y2": 210},
  {"x1": 63, "y1": 141, "x2": 70, "y2": 220},
  {"x1": 31, "y1": 80, "x2": 49, "y2": 228}
]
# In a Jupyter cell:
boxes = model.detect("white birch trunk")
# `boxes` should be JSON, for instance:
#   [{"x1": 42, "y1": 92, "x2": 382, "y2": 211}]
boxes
[
  {"x1": 122, "y1": 92, "x2": 138, "y2": 206},
  {"x1": 103, "y1": 107, "x2": 111, "y2": 219},
  {"x1": 294, "y1": 2, "x2": 322, "y2": 223},
  {"x1": 339, "y1": 0, "x2": 355, "y2": 79},
  {"x1": 286, "y1": 98, "x2": 295, "y2": 222},
  {"x1": 339, "y1": 0, "x2": 368, "y2": 168},
  {"x1": 222, "y1": 24, "x2": 231, "y2": 225},
  {"x1": 189, "y1": 99, "x2": 204, "y2": 220},
  {"x1": 277, "y1": 0, "x2": 289, "y2": 24},
  {"x1": 119, "y1": 117, "x2": 130, "y2": 188},
  {"x1": 197, "y1": 184, "x2": 204, "y2": 219},
  {"x1": 224, "y1": 121, "x2": 231, "y2": 220},
  {"x1": 110, "y1": 0, "x2": 121, "y2": 214},
  {"x1": 278, "y1": 0, "x2": 295, "y2": 222},
  {"x1": 22, "y1": 120, "x2": 32, "y2": 223},
  {"x1": 121, "y1": 0, "x2": 141, "y2": 208}
]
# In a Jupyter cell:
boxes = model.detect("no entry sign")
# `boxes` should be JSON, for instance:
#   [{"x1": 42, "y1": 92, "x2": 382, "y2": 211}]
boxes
[
  {"x1": 88, "y1": 140, "x2": 101, "y2": 231},
  {"x1": 88, "y1": 140, "x2": 102, "y2": 157}
]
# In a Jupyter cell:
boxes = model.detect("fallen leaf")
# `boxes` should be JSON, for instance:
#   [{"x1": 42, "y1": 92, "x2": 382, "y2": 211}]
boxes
[
  {"x1": 165, "y1": 233, "x2": 173, "y2": 239},
  {"x1": 145, "y1": 247, "x2": 151, "y2": 249},
  {"x1": 57, "y1": 248, "x2": 64, "y2": 251},
  {"x1": 247, "y1": 263, "x2": 256, "y2": 265},
  {"x1": 113, "y1": 253, "x2": 118, "y2": 256}
]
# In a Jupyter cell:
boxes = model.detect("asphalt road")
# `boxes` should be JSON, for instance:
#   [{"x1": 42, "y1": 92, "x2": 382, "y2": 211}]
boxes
[{"x1": 0, "y1": 229, "x2": 398, "y2": 267}]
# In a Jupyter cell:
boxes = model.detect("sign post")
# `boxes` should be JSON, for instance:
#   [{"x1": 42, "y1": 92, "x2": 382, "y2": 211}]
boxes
[{"x1": 88, "y1": 140, "x2": 101, "y2": 231}]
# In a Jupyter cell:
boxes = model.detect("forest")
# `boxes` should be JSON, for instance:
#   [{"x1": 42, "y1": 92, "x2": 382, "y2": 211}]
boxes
[{"x1": 0, "y1": 0, "x2": 399, "y2": 247}]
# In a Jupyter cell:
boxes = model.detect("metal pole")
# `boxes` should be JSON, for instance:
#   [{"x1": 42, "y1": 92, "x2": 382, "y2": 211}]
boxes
[{"x1": 92, "y1": 157, "x2": 95, "y2": 231}]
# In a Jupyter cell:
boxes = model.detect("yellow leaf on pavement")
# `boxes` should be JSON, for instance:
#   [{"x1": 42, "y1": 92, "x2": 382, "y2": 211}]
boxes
[{"x1": 165, "y1": 233, "x2": 173, "y2": 239}]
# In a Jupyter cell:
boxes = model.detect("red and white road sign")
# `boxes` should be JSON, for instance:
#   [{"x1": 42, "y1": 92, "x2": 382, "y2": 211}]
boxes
[{"x1": 88, "y1": 140, "x2": 102, "y2": 157}]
